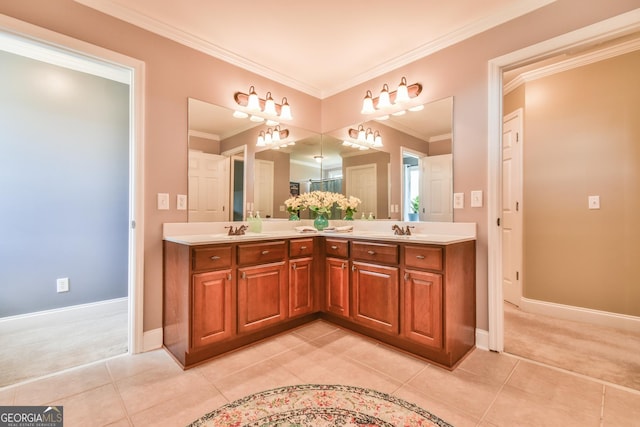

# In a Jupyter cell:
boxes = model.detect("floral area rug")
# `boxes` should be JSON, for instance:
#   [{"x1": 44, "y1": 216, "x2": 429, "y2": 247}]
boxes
[{"x1": 187, "y1": 384, "x2": 453, "y2": 427}]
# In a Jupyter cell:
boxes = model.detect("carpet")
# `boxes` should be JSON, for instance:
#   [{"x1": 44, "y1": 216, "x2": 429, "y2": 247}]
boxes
[{"x1": 187, "y1": 384, "x2": 453, "y2": 427}]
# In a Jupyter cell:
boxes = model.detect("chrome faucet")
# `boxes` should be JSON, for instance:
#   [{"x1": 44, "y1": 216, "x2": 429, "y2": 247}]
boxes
[{"x1": 225, "y1": 224, "x2": 248, "y2": 236}]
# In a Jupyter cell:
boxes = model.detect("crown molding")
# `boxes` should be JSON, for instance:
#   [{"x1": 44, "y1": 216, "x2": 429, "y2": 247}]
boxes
[
  {"x1": 188, "y1": 130, "x2": 220, "y2": 140},
  {"x1": 76, "y1": 0, "x2": 554, "y2": 99},
  {"x1": 504, "y1": 36, "x2": 640, "y2": 95}
]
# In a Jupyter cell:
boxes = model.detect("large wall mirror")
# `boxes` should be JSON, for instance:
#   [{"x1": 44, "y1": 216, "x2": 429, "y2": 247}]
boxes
[
  {"x1": 188, "y1": 96, "x2": 452, "y2": 222},
  {"x1": 323, "y1": 96, "x2": 453, "y2": 221}
]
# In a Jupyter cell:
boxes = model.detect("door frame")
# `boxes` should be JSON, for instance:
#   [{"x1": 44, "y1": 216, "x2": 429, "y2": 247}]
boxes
[
  {"x1": 0, "y1": 15, "x2": 146, "y2": 353},
  {"x1": 487, "y1": 9, "x2": 640, "y2": 352}
]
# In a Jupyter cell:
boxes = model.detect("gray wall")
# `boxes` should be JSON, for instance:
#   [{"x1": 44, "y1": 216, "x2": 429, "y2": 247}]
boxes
[{"x1": 0, "y1": 50, "x2": 129, "y2": 317}]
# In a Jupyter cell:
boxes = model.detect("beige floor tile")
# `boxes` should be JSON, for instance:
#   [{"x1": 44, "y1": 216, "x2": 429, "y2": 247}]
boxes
[
  {"x1": 343, "y1": 339, "x2": 429, "y2": 383},
  {"x1": 116, "y1": 367, "x2": 211, "y2": 415},
  {"x1": 50, "y1": 383, "x2": 126, "y2": 427},
  {"x1": 106, "y1": 349, "x2": 178, "y2": 381},
  {"x1": 394, "y1": 384, "x2": 480, "y2": 427},
  {"x1": 130, "y1": 383, "x2": 227, "y2": 427},
  {"x1": 484, "y1": 384, "x2": 601, "y2": 427},
  {"x1": 307, "y1": 327, "x2": 373, "y2": 355},
  {"x1": 105, "y1": 419, "x2": 132, "y2": 426},
  {"x1": 405, "y1": 364, "x2": 503, "y2": 418},
  {"x1": 211, "y1": 358, "x2": 304, "y2": 402},
  {"x1": 193, "y1": 344, "x2": 276, "y2": 383},
  {"x1": 290, "y1": 319, "x2": 340, "y2": 340},
  {"x1": 457, "y1": 348, "x2": 518, "y2": 386},
  {"x1": 244, "y1": 331, "x2": 309, "y2": 359},
  {"x1": 13, "y1": 363, "x2": 112, "y2": 405},
  {"x1": 602, "y1": 386, "x2": 640, "y2": 427},
  {"x1": 0, "y1": 386, "x2": 15, "y2": 405},
  {"x1": 506, "y1": 360, "x2": 604, "y2": 416}
]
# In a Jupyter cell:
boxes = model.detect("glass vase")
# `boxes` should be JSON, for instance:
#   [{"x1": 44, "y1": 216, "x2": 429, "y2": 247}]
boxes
[
  {"x1": 313, "y1": 212, "x2": 329, "y2": 231},
  {"x1": 343, "y1": 208, "x2": 355, "y2": 220},
  {"x1": 288, "y1": 211, "x2": 300, "y2": 221}
]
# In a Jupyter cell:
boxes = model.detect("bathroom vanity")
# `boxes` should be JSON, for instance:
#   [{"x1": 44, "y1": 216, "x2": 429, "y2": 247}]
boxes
[{"x1": 163, "y1": 222, "x2": 476, "y2": 369}]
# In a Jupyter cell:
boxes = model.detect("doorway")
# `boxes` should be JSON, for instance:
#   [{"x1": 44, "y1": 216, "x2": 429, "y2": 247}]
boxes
[{"x1": 0, "y1": 16, "x2": 144, "y2": 384}]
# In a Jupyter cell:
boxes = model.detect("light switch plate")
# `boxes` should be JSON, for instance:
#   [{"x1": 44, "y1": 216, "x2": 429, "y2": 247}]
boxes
[
  {"x1": 453, "y1": 193, "x2": 464, "y2": 209},
  {"x1": 176, "y1": 194, "x2": 187, "y2": 210},
  {"x1": 588, "y1": 195, "x2": 600, "y2": 209},
  {"x1": 157, "y1": 193, "x2": 169, "y2": 210},
  {"x1": 471, "y1": 190, "x2": 483, "y2": 208}
]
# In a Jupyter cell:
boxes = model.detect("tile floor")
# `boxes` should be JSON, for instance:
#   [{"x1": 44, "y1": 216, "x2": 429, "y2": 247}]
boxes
[{"x1": 1, "y1": 320, "x2": 639, "y2": 426}]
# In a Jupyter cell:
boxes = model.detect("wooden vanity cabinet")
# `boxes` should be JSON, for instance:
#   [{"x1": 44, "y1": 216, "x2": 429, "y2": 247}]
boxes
[
  {"x1": 350, "y1": 241, "x2": 399, "y2": 334},
  {"x1": 324, "y1": 239, "x2": 350, "y2": 318},
  {"x1": 288, "y1": 238, "x2": 315, "y2": 318},
  {"x1": 237, "y1": 241, "x2": 288, "y2": 334}
]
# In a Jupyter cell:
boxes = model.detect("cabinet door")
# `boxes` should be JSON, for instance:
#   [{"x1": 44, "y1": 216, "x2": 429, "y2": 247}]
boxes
[
  {"x1": 237, "y1": 262, "x2": 287, "y2": 333},
  {"x1": 191, "y1": 269, "x2": 234, "y2": 349},
  {"x1": 289, "y1": 257, "x2": 314, "y2": 317},
  {"x1": 351, "y1": 261, "x2": 399, "y2": 334},
  {"x1": 325, "y1": 257, "x2": 349, "y2": 317},
  {"x1": 403, "y1": 269, "x2": 443, "y2": 349}
]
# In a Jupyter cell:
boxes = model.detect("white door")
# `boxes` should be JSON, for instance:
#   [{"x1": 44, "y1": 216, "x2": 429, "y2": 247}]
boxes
[
  {"x1": 346, "y1": 164, "x2": 377, "y2": 218},
  {"x1": 421, "y1": 154, "x2": 453, "y2": 221},
  {"x1": 254, "y1": 159, "x2": 274, "y2": 218},
  {"x1": 188, "y1": 151, "x2": 230, "y2": 221},
  {"x1": 502, "y1": 109, "x2": 523, "y2": 306}
]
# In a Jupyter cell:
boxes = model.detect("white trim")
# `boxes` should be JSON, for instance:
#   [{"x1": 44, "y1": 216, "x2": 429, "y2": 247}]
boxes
[
  {"x1": 487, "y1": 9, "x2": 640, "y2": 352},
  {"x1": 504, "y1": 36, "x2": 640, "y2": 94},
  {"x1": 0, "y1": 14, "x2": 146, "y2": 354},
  {"x1": 189, "y1": 129, "x2": 220, "y2": 141},
  {"x1": 74, "y1": 0, "x2": 554, "y2": 98},
  {"x1": 0, "y1": 297, "x2": 127, "y2": 323},
  {"x1": 475, "y1": 328, "x2": 490, "y2": 351},
  {"x1": 142, "y1": 327, "x2": 164, "y2": 352},
  {"x1": 519, "y1": 297, "x2": 640, "y2": 333}
]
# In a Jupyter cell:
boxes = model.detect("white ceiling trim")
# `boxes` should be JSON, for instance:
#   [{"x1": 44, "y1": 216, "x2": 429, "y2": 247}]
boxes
[
  {"x1": 75, "y1": 0, "x2": 555, "y2": 99},
  {"x1": 504, "y1": 36, "x2": 640, "y2": 94}
]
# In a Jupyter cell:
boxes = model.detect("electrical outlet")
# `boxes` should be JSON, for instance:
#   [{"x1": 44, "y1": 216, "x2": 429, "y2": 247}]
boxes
[
  {"x1": 56, "y1": 278, "x2": 69, "y2": 293},
  {"x1": 157, "y1": 193, "x2": 169, "y2": 210},
  {"x1": 176, "y1": 194, "x2": 187, "y2": 210},
  {"x1": 588, "y1": 195, "x2": 600, "y2": 209}
]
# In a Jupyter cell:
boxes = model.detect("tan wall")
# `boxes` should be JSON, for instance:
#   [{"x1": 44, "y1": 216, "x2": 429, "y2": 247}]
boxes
[
  {"x1": 1, "y1": 0, "x2": 638, "y2": 332},
  {"x1": 521, "y1": 51, "x2": 640, "y2": 316},
  {"x1": 188, "y1": 135, "x2": 219, "y2": 154}
]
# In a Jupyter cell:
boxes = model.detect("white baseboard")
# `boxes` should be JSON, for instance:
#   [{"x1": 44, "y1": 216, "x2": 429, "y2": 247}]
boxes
[
  {"x1": 142, "y1": 327, "x2": 163, "y2": 352},
  {"x1": 519, "y1": 297, "x2": 640, "y2": 333},
  {"x1": 475, "y1": 328, "x2": 489, "y2": 351},
  {"x1": 0, "y1": 297, "x2": 127, "y2": 324}
]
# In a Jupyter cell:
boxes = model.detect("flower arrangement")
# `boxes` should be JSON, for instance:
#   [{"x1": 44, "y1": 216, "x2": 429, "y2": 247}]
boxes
[
  {"x1": 337, "y1": 195, "x2": 361, "y2": 220},
  {"x1": 298, "y1": 191, "x2": 344, "y2": 216},
  {"x1": 284, "y1": 195, "x2": 305, "y2": 214}
]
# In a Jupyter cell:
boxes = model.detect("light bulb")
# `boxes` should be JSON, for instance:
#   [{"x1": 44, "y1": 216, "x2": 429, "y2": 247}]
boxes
[
  {"x1": 361, "y1": 90, "x2": 375, "y2": 114},
  {"x1": 272, "y1": 126, "x2": 281, "y2": 141},
  {"x1": 247, "y1": 86, "x2": 260, "y2": 111},
  {"x1": 256, "y1": 131, "x2": 265, "y2": 147},
  {"x1": 279, "y1": 97, "x2": 292, "y2": 120},
  {"x1": 357, "y1": 125, "x2": 366, "y2": 142},
  {"x1": 377, "y1": 84, "x2": 391, "y2": 108},
  {"x1": 365, "y1": 129, "x2": 374, "y2": 145},
  {"x1": 265, "y1": 129, "x2": 272, "y2": 145},
  {"x1": 395, "y1": 77, "x2": 410, "y2": 104},
  {"x1": 264, "y1": 92, "x2": 277, "y2": 116},
  {"x1": 374, "y1": 131, "x2": 383, "y2": 147}
]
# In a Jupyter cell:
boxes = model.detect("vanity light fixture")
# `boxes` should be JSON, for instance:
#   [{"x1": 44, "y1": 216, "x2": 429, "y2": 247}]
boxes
[
  {"x1": 343, "y1": 125, "x2": 383, "y2": 149},
  {"x1": 360, "y1": 77, "x2": 422, "y2": 115},
  {"x1": 234, "y1": 86, "x2": 293, "y2": 123},
  {"x1": 256, "y1": 126, "x2": 290, "y2": 148}
]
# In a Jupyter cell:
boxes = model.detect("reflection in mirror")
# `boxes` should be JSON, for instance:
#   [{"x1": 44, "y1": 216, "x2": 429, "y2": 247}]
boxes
[{"x1": 188, "y1": 98, "x2": 323, "y2": 221}]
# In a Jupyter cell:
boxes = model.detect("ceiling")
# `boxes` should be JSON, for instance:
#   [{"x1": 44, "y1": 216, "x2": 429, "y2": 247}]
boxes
[{"x1": 75, "y1": 0, "x2": 555, "y2": 98}]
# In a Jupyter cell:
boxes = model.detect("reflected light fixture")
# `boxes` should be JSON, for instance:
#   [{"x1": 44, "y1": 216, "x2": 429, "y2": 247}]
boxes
[
  {"x1": 361, "y1": 77, "x2": 422, "y2": 115},
  {"x1": 234, "y1": 86, "x2": 293, "y2": 123},
  {"x1": 256, "y1": 126, "x2": 290, "y2": 148},
  {"x1": 343, "y1": 125, "x2": 383, "y2": 149},
  {"x1": 314, "y1": 155, "x2": 323, "y2": 163}
]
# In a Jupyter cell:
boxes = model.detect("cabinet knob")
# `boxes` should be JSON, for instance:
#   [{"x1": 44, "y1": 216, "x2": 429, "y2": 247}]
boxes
[
  {"x1": 404, "y1": 272, "x2": 410, "y2": 281},
  {"x1": 210, "y1": 256, "x2": 221, "y2": 261},
  {"x1": 341, "y1": 262, "x2": 345, "y2": 269},
  {"x1": 416, "y1": 255, "x2": 425, "y2": 260},
  {"x1": 227, "y1": 273, "x2": 232, "y2": 281},
  {"x1": 241, "y1": 271, "x2": 246, "y2": 279},
  {"x1": 292, "y1": 263, "x2": 297, "y2": 270},
  {"x1": 261, "y1": 250, "x2": 270, "y2": 255},
  {"x1": 367, "y1": 250, "x2": 376, "y2": 255},
  {"x1": 331, "y1": 245, "x2": 338, "y2": 250},
  {"x1": 351, "y1": 265, "x2": 356, "y2": 272}
]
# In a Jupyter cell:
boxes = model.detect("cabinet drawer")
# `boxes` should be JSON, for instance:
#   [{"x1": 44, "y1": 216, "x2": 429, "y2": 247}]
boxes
[
  {"x1": 404, "y1": 245, "x2": 443, "y2": 271},
  {"x1": 325, "y1": 238, "x2": 349, "y2": 258},
  {"x1": 192, "y1": 246, "x2": 232, "y2": 271},
  {"x1": 352, "y1": 241, "x2": 398, "y2": 264},
  {"x1": 237, "y1": 241, "x2": 286, "y2": 265},
  {"x1": 290, "y1": 238, "x2": 314, "y2": 257}
]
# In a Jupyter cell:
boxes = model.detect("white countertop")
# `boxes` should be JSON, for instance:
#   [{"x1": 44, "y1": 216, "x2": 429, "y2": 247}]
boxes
[{"x1": 163, "y1": 220, "x2": 476, "y2": 246}]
